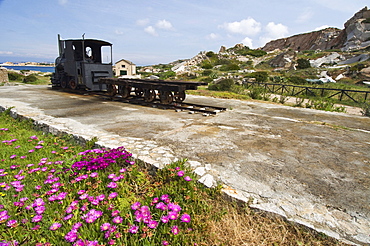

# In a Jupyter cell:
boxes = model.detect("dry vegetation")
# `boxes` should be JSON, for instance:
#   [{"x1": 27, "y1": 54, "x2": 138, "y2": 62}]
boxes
[{"x1": 198, "y1": 194, "x2": 348, "y2": 246}]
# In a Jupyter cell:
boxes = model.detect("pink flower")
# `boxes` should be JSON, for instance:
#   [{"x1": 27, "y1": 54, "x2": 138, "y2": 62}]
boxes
[
  {"x1": 177, "y1": 170, "x2": 185, "y2": 177},
  {"x1": 107, "y1": 182, "x2": 118, "y2": 188},
  {"x1": 129, "y1": 225, "x2": 139, "y2": 234},
  {"x1": 180, "y1": 213, "x2": 191, "y2": 223},
  {"x1": 131, "y1": 202, "x2": 141, "y2": 210},
  {"x1": 108, "y1": 192, "x2": 118, "y2": 199},
  {"x1": 161, "y1": 215, "x2": 169, "y2": 223},
  {"x1": 49, "y1": 222, "x2": 62, "y2": 230},
  {"x1": 171, "y1": 225, "x2": 179, "y2": 235},
  {"x1": 111, "y1": 210, "x2": 120, "y2": 216},
  {"x1": 184, "y1": 176, "x2": 192, "y2": 181},
  {"x1": 148, "y1": 220, "x2": 158, "y2": 229},
  {"x1": 168, "y1": 211, "x2": 178, "y2": 220},
  {"x1": 100, "y1": 223, "x2": 111, "y2": 231},
  {"x1": 112, "y1": 216, "x2": 123, "y2": 224}
]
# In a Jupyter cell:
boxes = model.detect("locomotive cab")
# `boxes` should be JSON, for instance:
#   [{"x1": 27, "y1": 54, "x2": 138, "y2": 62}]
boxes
[{"x1": 52, "y1": 34, "x2": 113, "y2": 91}]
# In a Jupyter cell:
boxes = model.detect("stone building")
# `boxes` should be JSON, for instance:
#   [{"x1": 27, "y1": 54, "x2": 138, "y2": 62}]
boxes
[
  {"x1": 0, "y1": 67, "x2": 9, "y2": 83},
  {"x1": 113, "y1": 59, "x2": 136, "y2": 77}
]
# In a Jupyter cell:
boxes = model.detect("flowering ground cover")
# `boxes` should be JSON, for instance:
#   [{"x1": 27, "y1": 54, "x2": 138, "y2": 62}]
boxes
[{"x1": 0, "y1": 109, "x2": 347, "y2": 246}]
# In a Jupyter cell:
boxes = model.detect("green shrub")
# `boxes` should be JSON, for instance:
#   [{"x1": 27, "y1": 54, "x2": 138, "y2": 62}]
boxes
[
  {"x1": 219, "y1": 63, "x2": 240, "y2": 71},
  {"x1": 202, "y1": 69, "x2": 213, "y2": 76},
  {"x1": 22, "y1": 74, "x2": 37, "y2": 83},
  {"x1": 200, "y1": 77, "x2": 213, "y2": 83},
  {"x1": 8, "y1": 72, "x2": 24, "y2": 81},
  {"x1": 245, "y1": 71, "x2": 268, "y2": 82},
  {"x1": 208, "y1": 79, "x2": 234, "y2": 91},
  {"x1": 206, "y1": 51, "x2": 217, "y2": 58},
  {"x1": 287, "y1": 76, "x2": 307, "y2": 85},
  {"x1": 158, "y1": 71, "x2": 176, "y2": 80},
  {"x1": 296, "y1": 58, "x2": 311, "y2": 69},
  {"x1": 248, "y1": 87, "x2": 264, "y2": 99},
  {"x1": 201, "y1": 62, "x2": 213, "y2": 69}
]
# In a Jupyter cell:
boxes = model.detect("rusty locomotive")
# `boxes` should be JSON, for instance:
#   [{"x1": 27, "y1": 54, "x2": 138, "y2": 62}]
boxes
[{"x1": 51, "y1": 35, "x2": 206, "y2": 104}]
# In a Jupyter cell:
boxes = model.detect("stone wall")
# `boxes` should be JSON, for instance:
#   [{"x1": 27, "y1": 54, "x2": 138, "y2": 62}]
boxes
[{"x1": 0, "y1": 68, "x2": 9, "y2": 83}]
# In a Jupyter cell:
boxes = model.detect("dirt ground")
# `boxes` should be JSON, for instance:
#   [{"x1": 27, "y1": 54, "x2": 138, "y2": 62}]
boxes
[{"x1": 0, "y1": 84, "x2": 369, "y2": 244}]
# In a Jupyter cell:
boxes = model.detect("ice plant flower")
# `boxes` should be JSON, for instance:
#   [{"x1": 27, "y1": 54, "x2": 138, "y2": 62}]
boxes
[
  {"x1": 100, "y1": 223, "x2": 111, "y2": 231},
  {"x1": 177, "y1": 170, "x2": 185, "y2": 177},
  {"x1": 148, "y1": 220, "x2": 158, "y2": 229},
  {"x1": 49, "y1": 222, "x2": 62, "y2": 230},
  {"x1": 108, "y1": 192, "x2": 118, "y2": 199},
  {"x1": 180, "y1": 213, "x2": 191, "y2": 223},
  {"x1": 171, "y1": 225, "x2": 180, "y2": 235},
  {"x1": 112, "y1": 216, "x2": 123, "y2": 224},
  {"x1": 107, "y1": 182, "x2": 118, "y2": 188},
  {"x1": 129, "y1": 225, "x2": 139, "y2": 234},
  {"x1": 64, "y1": 231, "x2": 78, "y2": 243},
  {"x1": 184, "y1": 176, "x2": 192, "y2": 181},
  {"x1": 32, "y1": 215, "x2": 43, "y2": 223},
  {"x1": 131, "y1": 202, "x2": 141, "y2": 210}
]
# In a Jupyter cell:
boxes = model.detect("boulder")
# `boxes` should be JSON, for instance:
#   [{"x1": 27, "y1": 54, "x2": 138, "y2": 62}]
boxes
[{"x1": 0, "y1": 67, "x2": 9, "y2": 83}]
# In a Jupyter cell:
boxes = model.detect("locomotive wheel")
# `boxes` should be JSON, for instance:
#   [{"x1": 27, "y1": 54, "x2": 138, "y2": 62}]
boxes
[
  {"x1": 174, "y1": 91, "x2": 186, "y2": 102},
  {"x1": 69, "y1": 79, "x2": 77, "y2": 90},
  {"x1": 135, "y1": 88, "x2": 144, "y2": 97},
  {"x1": 144, "y1": 89, "x2": 156, "y2": 102},
  {"x1": 107, "y1": 84, "x2": 117, "y2": 96},
  {"x1": 160, "y1": 91, "x2": 174, "y2": 104},
  {"x1": 60, "y1": 79, "x2": 67, "y2": 88},
  {"x1": 119, "y1": 86, "x2": 131, "y2": 98}
]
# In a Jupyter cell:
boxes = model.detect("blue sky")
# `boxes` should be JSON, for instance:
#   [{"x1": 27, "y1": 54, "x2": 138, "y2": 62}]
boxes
[{"x1": 0, "y1": 0, "x2": 368, "y2": 65}]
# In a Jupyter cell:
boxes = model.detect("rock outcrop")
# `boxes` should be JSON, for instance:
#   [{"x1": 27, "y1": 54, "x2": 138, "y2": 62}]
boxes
[
  {"x1": 342, "y1": 6, "x2": 370, "y2": 51},
  {"x1": 262, "y1": 28, "x2": 343, "y2": 52},
  {"x1": 0, "y1": 67, "x2": 9, "y2": 83},
  {"x1": 262, "y1": 6, "x2": 370, "y2": 52}
]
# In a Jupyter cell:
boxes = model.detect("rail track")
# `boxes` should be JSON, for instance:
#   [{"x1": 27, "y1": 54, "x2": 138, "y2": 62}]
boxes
[
  {"x1": 52, "y1": 87, "x2": 227, "y2": 115},
  {"x1": 100, "y1": 93, "x2": 227, "y2": 115}
]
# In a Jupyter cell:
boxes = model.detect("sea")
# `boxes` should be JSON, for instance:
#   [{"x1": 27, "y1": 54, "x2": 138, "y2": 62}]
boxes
[{"x1": 1, "y1": 65, "x2": 55, "y2": 73}]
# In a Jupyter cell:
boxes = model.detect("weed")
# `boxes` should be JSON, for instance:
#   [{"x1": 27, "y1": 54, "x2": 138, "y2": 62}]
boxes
[{"x1": 360, "y1": 102, "x2": 370, "y2": 117}]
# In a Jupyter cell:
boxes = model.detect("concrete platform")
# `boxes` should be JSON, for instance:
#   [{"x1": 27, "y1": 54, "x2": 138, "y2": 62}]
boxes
[{"x1": 0, "y1": 84, "x2": 369, "y2": 245}]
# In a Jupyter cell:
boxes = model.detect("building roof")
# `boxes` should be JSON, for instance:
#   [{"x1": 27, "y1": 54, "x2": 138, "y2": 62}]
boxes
[{"x1": 115, "y1": 59, "x2": 135, "y2": 65}]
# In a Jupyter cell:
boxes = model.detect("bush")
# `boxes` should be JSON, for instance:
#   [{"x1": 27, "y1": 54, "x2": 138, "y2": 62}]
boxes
[
  {"x1": 8, "y1": 72, "x2": 24, "y2": 81},
  {"x1": 158, "y1": 71, "x2": 176, "y2": 80},
  {"x1": 22, "y1": 74, "x2": 37, "y2": 83},
  {"x1": 287, "y1": 76, "x2": 307, "y2": 85},
  {"x1": 208, "y1": 79, "x2": 234, "y2": 91},
  {"x1": 245, "y1": 71, "x2": 268, "y2": 82},
  {"x1": 206, "y1": 51, "x2": 217, "y2": 58},
  {"x1": 296, "y1": 58, "x2": 311, "y2": 69},
  {"x1": 219, "y1": 63, "x2": 240, "y2": 71},
  {"x1": 201, "y1": 62, "x2": 213, "y2": 69},
  {"x1": 202, "y1": 69, "x2": 213, "y2": 76}
]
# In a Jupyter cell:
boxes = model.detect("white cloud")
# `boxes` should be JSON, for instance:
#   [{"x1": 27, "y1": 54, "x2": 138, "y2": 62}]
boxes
[
  {"x1": 58, "y1": 0, "x2": 68, "y2": 5},
  {"x1": 115, "y1": 30, "x2": 123, "y2": 35},
  {"x1": 207, "y1": 33, "x2": 218, "y2": 40},
  {"x1": 144, "y1": 26, "x2": 158, "y2": 36},
  {"x1": 296, "y1": 8, "x2": 313, "y2": 23},
  {"x1": 265, "y1": 22, "x2": 288, "y2": 39},
  {"x1": 0, "y1": 51, "x2": 13, "y2": 55},
  {"x1": 242, "y1": 37, "x2": 253, "y2": 49},
  {"x1": 136, "y1": 18, "x2": 150, "y2": 26},
  {"x1": 220, "y1": 17, "x2": 261, "y2": 36},
  {"x1": 155, "y1": 20, "x2": 173, "y2": 30},
  {"x1": 258, "y1": 22, "x2": 289, "y2": 47}
]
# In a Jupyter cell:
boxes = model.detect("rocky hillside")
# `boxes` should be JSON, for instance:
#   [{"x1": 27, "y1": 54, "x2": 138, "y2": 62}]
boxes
[{"x1": 262, "y1": 7, "x2": 370, "y2": 52}]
